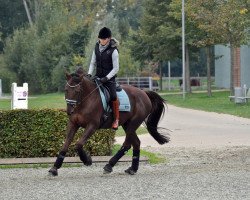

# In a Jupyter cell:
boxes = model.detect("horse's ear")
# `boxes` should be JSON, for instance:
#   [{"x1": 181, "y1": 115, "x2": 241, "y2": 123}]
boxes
[{"x1": 65, "y1": 72, "x2": 71, "y2": 81}]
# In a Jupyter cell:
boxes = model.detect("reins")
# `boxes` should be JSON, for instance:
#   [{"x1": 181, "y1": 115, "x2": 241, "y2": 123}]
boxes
[
  {"x1": 79, "y1": 83, "x2": 102, "y2": 103},
  {"x1": 65, "y1": 76, "x2": 103, "y2": 109}
]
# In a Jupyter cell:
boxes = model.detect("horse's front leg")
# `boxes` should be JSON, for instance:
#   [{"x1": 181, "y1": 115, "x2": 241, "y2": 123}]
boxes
[
  {"x1": 49, "y1": 121, "x2": 78, "y2": 176},
  {"x1": 75, "y1": 123, "x2": 97, "y2": 166}
]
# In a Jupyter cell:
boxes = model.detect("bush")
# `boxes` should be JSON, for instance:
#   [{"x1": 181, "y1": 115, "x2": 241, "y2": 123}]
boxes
[{"x1": 0, "y1": 109, "x2": 115, "y2": 158}]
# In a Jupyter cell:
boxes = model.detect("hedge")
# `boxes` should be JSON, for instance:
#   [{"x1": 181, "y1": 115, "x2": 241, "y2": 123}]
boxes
[{"x1": 0, "y1": 109, "x2": 115, "y2": 158}]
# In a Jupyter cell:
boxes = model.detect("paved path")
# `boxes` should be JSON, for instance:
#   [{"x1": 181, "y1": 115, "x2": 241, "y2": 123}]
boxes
[{"x1": 116, "y1": 104, "x2": 250, "y2": 148}]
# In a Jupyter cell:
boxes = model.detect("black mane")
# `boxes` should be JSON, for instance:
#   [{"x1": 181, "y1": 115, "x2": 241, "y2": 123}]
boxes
[{"x1": 70, "y1": 73, "x2": 82, "y2": 83}]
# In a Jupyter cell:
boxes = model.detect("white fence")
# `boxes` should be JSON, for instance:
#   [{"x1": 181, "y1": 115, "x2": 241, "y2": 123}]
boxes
[
  {"x1": 116, "y1": 77, "x2": 159, "y2": 91},
  {"x1": 116, "y1": 76, "x2": 215, "y2": 91}
]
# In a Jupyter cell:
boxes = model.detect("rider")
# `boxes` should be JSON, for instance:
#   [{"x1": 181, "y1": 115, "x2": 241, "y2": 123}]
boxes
[{"x1": 88, "y1": 27, "x2": 119, "y2": 130}]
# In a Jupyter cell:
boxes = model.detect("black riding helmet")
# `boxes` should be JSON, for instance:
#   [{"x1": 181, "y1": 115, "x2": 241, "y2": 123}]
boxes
[{"x1": 98, "y1": 27, "x2": 112, "y2": 39}]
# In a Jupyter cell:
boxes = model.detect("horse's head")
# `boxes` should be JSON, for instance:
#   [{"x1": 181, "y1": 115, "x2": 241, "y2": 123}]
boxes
[{"x1": 65, "y1": 72, "x2": 84, "y2": 115}]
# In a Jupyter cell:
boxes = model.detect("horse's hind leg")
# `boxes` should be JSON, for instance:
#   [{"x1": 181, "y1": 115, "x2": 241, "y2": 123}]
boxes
[
  {"x1": 121, "y1": 120, "x2": 142, "y2": 175},
  {"x1": 124, "y1": 132, "x2": 141, "y2": 175},
  {"x1": 103, "y1": 135, "x2": 131, "y2": 174},
  {"x1": 103, "y1": 121, "x2": 141, "y2": 175}
]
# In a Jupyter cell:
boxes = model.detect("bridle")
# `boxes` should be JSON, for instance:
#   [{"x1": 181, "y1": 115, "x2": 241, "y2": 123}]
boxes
[
  {"x1": 65, "y1": 76, "x2": 102, "y2": 113},
  {"x1": 65, "y1": 82, "x2": 83, "y2": 108}
]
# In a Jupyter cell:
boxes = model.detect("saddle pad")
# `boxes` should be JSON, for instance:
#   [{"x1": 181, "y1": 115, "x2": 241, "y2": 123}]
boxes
[
  {"x1": 117, "y1": 89, "x2": 131, "y2": 112},
  {"x1": 99, "y1": 89, "x2": 131, "y2": 112}
]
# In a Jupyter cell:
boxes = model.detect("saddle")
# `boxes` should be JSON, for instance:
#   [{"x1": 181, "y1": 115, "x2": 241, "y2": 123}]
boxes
[{"x1": 95, "y1": 79, "x2": 131, "y2": 112}]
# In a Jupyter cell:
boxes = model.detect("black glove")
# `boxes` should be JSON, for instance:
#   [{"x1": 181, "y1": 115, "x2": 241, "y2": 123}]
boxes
[{"x1": 100, "y1": 77, "x2": 108, "y2": 83}]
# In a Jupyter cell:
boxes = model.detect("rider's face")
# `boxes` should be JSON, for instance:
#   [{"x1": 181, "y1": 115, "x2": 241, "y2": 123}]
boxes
[{"x1": 99, "y1": 38, "x2": 110, "y2": 46}]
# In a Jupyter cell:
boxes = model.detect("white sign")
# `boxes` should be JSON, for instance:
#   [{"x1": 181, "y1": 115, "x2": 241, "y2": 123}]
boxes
[{"x1": 11, "y1": 83, "x2": 28, "y2": 109}]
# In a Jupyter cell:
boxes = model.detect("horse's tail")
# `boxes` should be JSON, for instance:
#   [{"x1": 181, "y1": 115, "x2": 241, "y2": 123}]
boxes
[{"x1": 145, "y1": 91, "x2": 170, "y2": 145}]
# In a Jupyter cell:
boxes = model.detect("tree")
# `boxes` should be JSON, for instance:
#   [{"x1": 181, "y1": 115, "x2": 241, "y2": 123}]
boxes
[
  {"x1": 2, "y1": 0, "x2": 95, "y2": 93},
  {"x1": 170, "y1": 0, "x2": 203, "y2": 93},
  {"x1": 129, "y1": 0, "x2": 181, "y2": 90},
  {"x1": 0, "y1": 0, "x2": 28, "y2": 51},
  {"x1": 109, "y1": 0, "x2": 142, "y2": 41},
  {"x1": 180, "y1": 0, "x2": 220, "y2": 96},
  {"x1": 187, "y1": 0, "x2": 250, "y2": 95}
]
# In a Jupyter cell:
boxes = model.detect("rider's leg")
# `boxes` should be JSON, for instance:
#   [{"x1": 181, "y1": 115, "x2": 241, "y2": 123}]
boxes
[
  {"x1": 111, "y1": 98, "x2": 119, "y2": 129},
  {"x1": 106, "y1": 80, "x2": 119, "y2": 130}
]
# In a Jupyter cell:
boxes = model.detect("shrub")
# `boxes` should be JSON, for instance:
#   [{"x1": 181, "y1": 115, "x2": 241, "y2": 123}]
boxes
[{"x1": 0, "y1": 109, "x2": 115, "y2": 158}]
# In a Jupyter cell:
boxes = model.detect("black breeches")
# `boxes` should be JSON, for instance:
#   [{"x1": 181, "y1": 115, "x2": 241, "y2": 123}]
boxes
[{"x1": 105, "y1": 79, "x2": 117, "y2": 101}]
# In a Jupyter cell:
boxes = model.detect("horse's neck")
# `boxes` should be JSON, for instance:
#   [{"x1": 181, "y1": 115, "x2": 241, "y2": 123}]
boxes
[{"x1": 81, "y1": 77, "x2": 97, "y2": 98}]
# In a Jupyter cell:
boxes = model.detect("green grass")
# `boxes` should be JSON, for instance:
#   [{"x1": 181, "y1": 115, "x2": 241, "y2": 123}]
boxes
[
  {"x1": 112, "y1": 144, "x2": 166, "y2": 164},
  {"x1": 0, "y1": 163, "x2": 82, "y2": 169},
  {"x1": 162, "y1": 91, "x2": 250, "y2": 118},
  {"x1": 0, "y1": 98, "x2": 11, "y2": 110},
  {"x1": 116, "y1": 126, "x2": 148, "y2": 136},
  {"x1": 0, "y1": 93, "x2": 66, "y2": 110},
  {"x1": 29, "y1": 93, "x2": 66, "y2": 109}
]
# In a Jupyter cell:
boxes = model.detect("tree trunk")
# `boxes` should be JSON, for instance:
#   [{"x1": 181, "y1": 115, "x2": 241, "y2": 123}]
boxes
[
  {"x1": 23, "y1": 0, "x2": 33, "y2": 26},
  {"x1": 34, "y1": 0, "x2": 39, "y2": 20},
  {"x1": 206, "y1": 46, "x2": 212, "y2": 97},
  {"x1": 159, "y1": 62, "x2": 163, "y2": 91},
  {"x1": 185, "y1": 45, "x2": 191, "y2": 93},
  {"x1": 230, "y1": 46, "x2": 241, "y2": 95},
  {"x1": 234, "y1": 47, "x2": 241, "y2": 87},
  {"x1": 230, "y1": 46, "x2": 234, "y2": 95}
]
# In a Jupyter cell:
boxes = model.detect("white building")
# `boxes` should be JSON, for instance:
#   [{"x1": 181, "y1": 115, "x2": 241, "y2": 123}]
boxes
[{"x1": 215, "y1": 45, "x2": 250, "y2": 89}]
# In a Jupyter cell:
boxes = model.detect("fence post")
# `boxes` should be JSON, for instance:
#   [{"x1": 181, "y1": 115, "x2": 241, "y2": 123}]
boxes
[
  {"x1": 0, "y1": 79, "x2": 2, "y2": 97},
  {"x1": 149, "y1": 77, "x2": 152, "y2": 91}
]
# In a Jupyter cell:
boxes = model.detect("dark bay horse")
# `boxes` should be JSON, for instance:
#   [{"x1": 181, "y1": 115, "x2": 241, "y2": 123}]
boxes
[{"x1": 49, "y1": 71, "x2": 169, "y2": 176}]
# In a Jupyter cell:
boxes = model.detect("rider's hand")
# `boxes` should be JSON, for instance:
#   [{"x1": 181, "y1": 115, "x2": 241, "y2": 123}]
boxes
[{"x1": 100, "y1": 77, "x2": 108, "y2": 83}]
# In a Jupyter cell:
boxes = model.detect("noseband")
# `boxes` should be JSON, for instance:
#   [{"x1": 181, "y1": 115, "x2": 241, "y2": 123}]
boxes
[{"x1": 65, "y1": 82, "x2": 83, "y2": 112}]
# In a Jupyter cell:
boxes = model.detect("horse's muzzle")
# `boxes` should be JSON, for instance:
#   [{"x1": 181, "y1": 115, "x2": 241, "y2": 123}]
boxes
[
  {"x1": 66, "y1": 105, "x2": 75, "y2": 115},
  {"x1": 66, "y1": 99, "x2": 77, "y2": 115}
]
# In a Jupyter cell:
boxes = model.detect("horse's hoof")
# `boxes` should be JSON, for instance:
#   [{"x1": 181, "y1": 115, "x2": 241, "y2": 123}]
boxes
[
  {"x1": 103, "y1": 164, "x2": 113, "y2": 174},
  {"x1": 125, "y1": 167, "x2": 136, "y2": 175},
  {"x1": 48, "y1": 167, "x2": 58, "y2": 176},
  {"x1": 84, "y1": 157, "x2": 92, "y2": 166}
]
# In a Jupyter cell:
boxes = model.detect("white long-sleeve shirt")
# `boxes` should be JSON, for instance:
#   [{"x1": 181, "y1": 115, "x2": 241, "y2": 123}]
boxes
[{"x1": 88, "y1": 42, "x2": 119, "y2": 80}]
